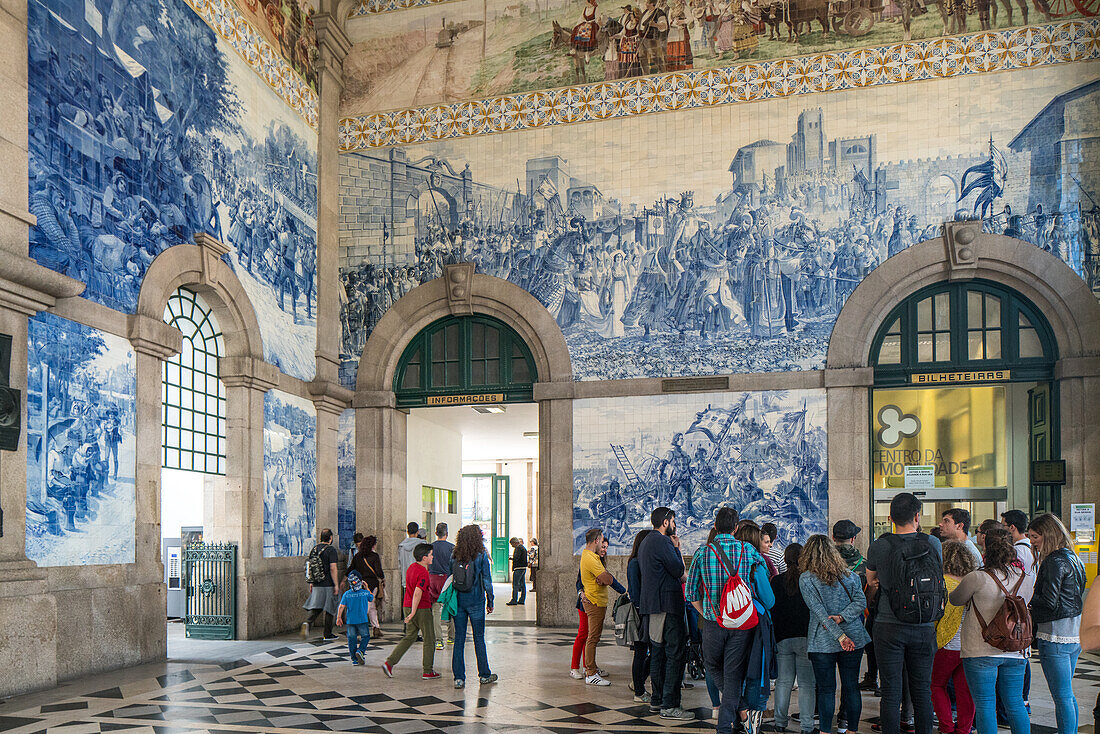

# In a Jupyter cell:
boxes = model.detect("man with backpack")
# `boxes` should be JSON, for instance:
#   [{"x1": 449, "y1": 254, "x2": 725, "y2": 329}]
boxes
[
  {"x1": 686, "y1": 506, "x2": 767, "y2": 733},
  {"x1": 865, "y1": 493, "x2": 945, "y2": 734},
  {"x1": 301, "y1": 528, "x2": 340, "y2": 641}
]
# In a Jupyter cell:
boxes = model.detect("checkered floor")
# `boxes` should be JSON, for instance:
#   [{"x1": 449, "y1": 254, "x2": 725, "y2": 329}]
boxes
[{"x1": 1, "y1": 627, "x2": 1096, "y2": 734}]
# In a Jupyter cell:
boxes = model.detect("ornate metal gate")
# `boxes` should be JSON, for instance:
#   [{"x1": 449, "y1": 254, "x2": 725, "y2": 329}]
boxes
[{"x1": 183, "y1": 542, "x2": 237, "y2": 640}]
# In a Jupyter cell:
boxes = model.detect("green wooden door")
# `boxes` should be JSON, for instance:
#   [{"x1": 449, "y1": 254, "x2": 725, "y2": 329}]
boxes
[
  {"x1": 1028, "y1": 383, "x2": 1061, "y2": 515},
  {"x1": 491, "y1": 475, "x2": 510, "y2": 582}
]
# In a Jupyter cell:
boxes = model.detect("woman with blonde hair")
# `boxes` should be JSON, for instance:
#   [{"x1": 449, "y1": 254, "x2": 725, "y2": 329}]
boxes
[
  {"x1": 932, "y1": 541, "x2": 978, "y2": 734},
  {"x1": 1026, "y1": 512, "x2": 1086, "y2": 734},
  {"x1": 798, "y1": 535, "x2": 869, "y2": 734}
]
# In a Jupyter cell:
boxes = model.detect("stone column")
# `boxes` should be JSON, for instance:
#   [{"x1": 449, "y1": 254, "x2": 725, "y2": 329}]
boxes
[
  {"x1": 310, "y1": 12, "x2": 351, "y2": 387},
  {"x1": 825, "y1": 368, "x2": 874, "y2": 552},
  {"x1": 219, "y1": 356, "x2": 280, "y2": 639},
  {"x1": 534, "y1": 385, "x2": 575, "y2": 627},
  {"x1": 354, "y1": 392, "x2": 407, "y2": 621},
  {"x1": 1055, "y1": 357, "x2": 1100, "y2": 520}
]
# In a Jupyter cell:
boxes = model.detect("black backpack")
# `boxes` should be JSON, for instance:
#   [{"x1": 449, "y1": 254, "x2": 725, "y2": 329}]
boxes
[
  {"x1": 881, "y1": 533, "x2": 946, "y2": 624},
  {"x1": 305, "y1": 544, "x2": 327, "y2": 584},
  {"x1": 452, "y1": 559, "x2": 475, "y2": 593}
]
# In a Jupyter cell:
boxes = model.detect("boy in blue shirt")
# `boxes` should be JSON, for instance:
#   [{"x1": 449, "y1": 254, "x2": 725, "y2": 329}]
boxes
[{"x1": 337, "y1": 571, "x2": 375, "y2": 664}]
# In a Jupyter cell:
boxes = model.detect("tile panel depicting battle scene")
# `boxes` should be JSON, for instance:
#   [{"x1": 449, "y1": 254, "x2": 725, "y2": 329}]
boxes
[
  {"x1": 573, "y1": 390, "x2": 828, "y2": 555},
  {"x1": 340, "y1": 0, "x2": 1098, "y2": 115},
  {"x1": 338, "y1": 62, "x2": 1099, "y2": 384},
  {"x1": 28, "y1": 0, "x2": 319, "y2": 381},
  {"x1": 25, "y1": 314, "x2": 137, "y2": 567},
  {"x1": 263, "y1": 390, "x2": 318, "y2": 558}
]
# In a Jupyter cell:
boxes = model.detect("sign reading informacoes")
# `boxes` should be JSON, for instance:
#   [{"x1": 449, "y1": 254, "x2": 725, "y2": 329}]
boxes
[
  {"x1": 426, "y1": 393, "x2": 505, "y2": 406},
  {"x1": 904, "y1": 465, "x2": 936, "y2": 490}
]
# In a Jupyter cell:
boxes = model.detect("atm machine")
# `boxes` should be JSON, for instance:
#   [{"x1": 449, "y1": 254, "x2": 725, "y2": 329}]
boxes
[{"x1": 165, "y1": 526, "x2": 204, "y2": 619}]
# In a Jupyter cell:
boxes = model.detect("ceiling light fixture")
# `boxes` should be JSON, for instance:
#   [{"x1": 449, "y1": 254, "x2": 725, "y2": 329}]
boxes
[
  {"x1": 523, "y1": 431, "x2": 539, "y2": 439},
  {"x1": 473, "y1": 405, "x2": 506, "y2": 414}
]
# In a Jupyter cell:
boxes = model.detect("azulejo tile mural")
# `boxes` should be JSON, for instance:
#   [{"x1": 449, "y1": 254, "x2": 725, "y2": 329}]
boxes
[
  {"x1": 338, "y1": 62, "x2": 1100, "y2": 383},
  {"x1": 220, "y1": 0, "x2": 319, "y2": 90},
  {"x1": 337, "y1": 408, "x2": 357, "y2": 554},
  {"x1": 340, "y1": 19, "x2": 1100, "y2": 145},
  {"x1": 29, "y1": 0, "x2": 319, "y2": 381},
  {"x1": 341, "y1": 0, "x2": 1098, "y2": 118},
  {"x1": 263, "y1": 390, "x2": 317, "y2": 557},
  {"x1": 573, "y1": 390, "x2": 828, "y2": 555},
  {"x1": 25, "y1": 314, "x2": 137, "y2": 567}
]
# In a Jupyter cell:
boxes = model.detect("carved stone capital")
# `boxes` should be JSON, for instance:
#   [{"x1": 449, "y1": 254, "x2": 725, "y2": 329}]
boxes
[
  {"x1": 352, "y1": 390, "x2": 397, "y2": 409},
  {"x1": 192, "y1": 233, "x2": 232, "y2": 288},
  {"x1": 312, "y1": 12, "x2": 351, "y2": 78},
  {"x1": 127, "y1": 314, "x2": 183, "y2": 360},
  {"x1": 943, "y1": 220, "x2": 981, "y2": 273},
  {"x1": 219, "y1": 356, "x2": 281, "y2": 392},
  {"x1": 445, "y1": 263, "x2": 475, "y2": 315},
  {"x1": 0, "y1": 254, "x2": 84, "y2": 316},
  {"x1": 308, "y1": 378, "x2": 354, "y2": 416}
]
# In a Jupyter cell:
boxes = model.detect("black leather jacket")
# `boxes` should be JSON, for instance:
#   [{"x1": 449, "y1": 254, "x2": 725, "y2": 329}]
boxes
[{"x1": 1030, "y1": 548, "x2": 1086, "y2": 625}]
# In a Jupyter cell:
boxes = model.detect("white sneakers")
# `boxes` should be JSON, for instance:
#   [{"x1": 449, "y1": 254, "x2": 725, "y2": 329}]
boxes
[
  {"x1": 585, "y1": 673, "x2": 610, "y2": 686},
  {"x1": 569, "y1": 668, "x2": 585, "y2": 679}
]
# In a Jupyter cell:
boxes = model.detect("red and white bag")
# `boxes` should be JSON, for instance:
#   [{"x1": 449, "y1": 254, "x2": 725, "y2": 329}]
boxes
[{"x1": 708, "y1": 541, "x2": 759, "y2": 630}]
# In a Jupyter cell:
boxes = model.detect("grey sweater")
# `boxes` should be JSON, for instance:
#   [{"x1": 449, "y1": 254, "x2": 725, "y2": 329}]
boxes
[
  {"x1": 949, "y1": 567, "x2": 1035, "y2": 659},
  {"x1": 799, "y1": 571, "x2": 871, "y2": 653}
]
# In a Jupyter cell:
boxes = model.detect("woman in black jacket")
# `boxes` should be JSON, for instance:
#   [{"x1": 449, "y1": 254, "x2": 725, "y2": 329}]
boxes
[{"x1": 1027, "y1": 512, "x2": 1086, "y2": 734}]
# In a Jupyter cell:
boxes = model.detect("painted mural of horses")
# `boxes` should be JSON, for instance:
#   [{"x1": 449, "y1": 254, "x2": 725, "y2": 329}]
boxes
[{"x1": 550, "y1": 17, "x2": 620, "y2": 84}]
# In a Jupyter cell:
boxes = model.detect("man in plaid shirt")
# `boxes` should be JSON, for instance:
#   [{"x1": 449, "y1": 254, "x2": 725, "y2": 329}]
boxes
[{"x1": 686, "y1": 507, "x2": 768, "y2": 734}]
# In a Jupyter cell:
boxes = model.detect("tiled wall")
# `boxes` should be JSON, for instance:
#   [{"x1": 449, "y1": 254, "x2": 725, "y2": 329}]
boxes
[
  {"x1": 337, "y1": 408, "x2": 357, "y2": 553},
  {"x1": 573, "y1": 390, "x2": 828, "y2": 555},
  {"x1": 25, "y1": 314, "x2": 137, "y2": 566},
  {"x1": 263, "y1": 390, "x2": 318, "y2": 557}
]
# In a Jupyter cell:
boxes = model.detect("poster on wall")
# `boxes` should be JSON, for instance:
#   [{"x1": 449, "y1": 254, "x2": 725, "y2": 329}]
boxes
[
  {"x1": 337, "y1": 408, "x2": 356, "y2": 553},
  {"x1": 27, "y1": 0, "x2": 318, "y2": 381},
  {"x1": 339, "y1": 65, "x2": 1100, "y2": 385},
  {"x1": 573, "y1": 389, "x2": 828, "y2": 555},
  {"x1": 263, "y1": 390, "x2": 317, "y2": 557},
  {"x1": 25, "y1": 313, "x2": 136, "y2": 566}
]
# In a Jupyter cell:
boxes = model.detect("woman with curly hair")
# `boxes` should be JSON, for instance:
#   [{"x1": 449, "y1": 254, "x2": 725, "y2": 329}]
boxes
[
  {"x1": 799, "y1": 534, "x2": 870, "y2": 734},
  {"x1": 348, "y1": 535, "x2": 385, "y2": 638},
  {"x1": 450, "y1": 524, "x2": 497, "y2": 689}
]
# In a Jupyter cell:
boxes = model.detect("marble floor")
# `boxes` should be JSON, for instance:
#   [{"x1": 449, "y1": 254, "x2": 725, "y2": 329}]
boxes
[{"x1": 1, "y1": 619, "x2": 1097, "y2": 734}]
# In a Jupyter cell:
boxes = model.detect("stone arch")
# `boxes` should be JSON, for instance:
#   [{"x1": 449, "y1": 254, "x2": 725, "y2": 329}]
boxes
[
  {"x1": 405, "y1": 181, "x2": 459, "y2": 235},
  {"x1": 357, "y1": 270, "x2": 572, "y2": 392},
  {"x1": 828, "y1": 230, "x2": 1100, "y2": 369},
  {"x1": 137, "y1": 244, "x2": 264, "y2": 361}
]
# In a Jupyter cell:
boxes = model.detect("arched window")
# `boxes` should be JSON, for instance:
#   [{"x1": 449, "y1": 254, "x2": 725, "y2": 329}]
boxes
[
  {"x1": 870, "y1": 280, "x2": 1056, "y2": 385},
  {"x1": 394, "y1": 315, "x2": 537, "y2": 408},
  {"x1": 163, "y1": 288, "x2": 227, "y2": 474}
]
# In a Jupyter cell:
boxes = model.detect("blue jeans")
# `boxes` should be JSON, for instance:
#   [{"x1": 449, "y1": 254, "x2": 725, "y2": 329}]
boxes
[
  {"x1": 452, "y1": 603, "x2": 491, "y2": 681},
  {"x1": 961, "y1": 656, "x2": 1028, "y2": 734},
  {"x1": 1036, "y1": 639, "x2": 1081, "y2": 734},
  {"x1": 808, "y1": 649, "x2": 863, "y2": 734},
  {"x1": 700, "y1": 618, "x2": 753, "y2": 733},
  {"x1": 511, "y1": 568, "x2": 527, "y2": 603},
  {"x1": 346, "y1": 623, "x2": 370, "y2": 659},
  {"x1": 775, "y1": 637, "x2": 816, "y2": 732}
]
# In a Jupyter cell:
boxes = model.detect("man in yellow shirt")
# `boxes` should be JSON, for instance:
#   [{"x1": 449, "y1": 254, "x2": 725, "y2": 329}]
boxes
[{"x1": 579, "y1": 527, "x2": 616, "y2": 685}]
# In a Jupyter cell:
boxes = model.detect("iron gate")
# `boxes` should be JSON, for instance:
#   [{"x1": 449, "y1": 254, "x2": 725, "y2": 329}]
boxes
[{"x1": 183, "y1": 542, "x2": 237, "y2": 640}]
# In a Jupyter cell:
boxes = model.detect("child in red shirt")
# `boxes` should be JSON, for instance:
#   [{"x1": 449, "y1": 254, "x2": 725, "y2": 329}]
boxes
[{"x1": 381, "y1": 543, "x2": 439, "y2": 679}]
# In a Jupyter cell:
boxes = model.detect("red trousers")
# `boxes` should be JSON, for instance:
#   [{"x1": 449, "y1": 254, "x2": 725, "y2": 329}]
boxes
[
  {"x1": 571, "y1": 608, "x2": 587, "y2": 669},
  {"x1": 931, "y1": 648, "x2": 975, "y2": 734}
]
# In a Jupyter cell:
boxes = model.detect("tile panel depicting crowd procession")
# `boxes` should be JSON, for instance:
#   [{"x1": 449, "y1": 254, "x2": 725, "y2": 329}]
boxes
[
  {"x1": 27, "y1": 0, "x2": 320, "y2": 382},
  {"x1": 341, "y1": 0, "x2": 1100, "y2": 115},
  {"x1": 264, "y1": 390, "x2": 318, "y2": 559},
  {"x1": 338, "y1": 62, "x2": 1100, "y2": 384}
]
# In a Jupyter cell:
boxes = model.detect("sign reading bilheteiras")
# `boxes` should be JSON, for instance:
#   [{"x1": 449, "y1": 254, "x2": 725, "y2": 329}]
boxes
[
  {"x1": 911, "y1": 370, "x2": 1010, "y2": 385},
  {"x1": 426, "y1": 393, "x2": 505, "y2": 406}
]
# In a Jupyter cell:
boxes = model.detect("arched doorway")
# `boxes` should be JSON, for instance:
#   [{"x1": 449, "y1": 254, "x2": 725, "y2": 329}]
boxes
[
  {"x1": 866, "y1": 279, "x2": 1058, "y2": 536},
  {"x1": 354, "y1": 265, "x2": 575, "y2": 625}
]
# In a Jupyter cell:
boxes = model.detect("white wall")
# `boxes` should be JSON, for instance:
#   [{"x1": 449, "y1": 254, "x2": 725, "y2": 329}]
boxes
[
  {"x1": 160, "y1": 468, "x2": 205, "y2": 539},
  {"x1": 407, "y1": 413, "x2": 463, "y2": 533}
]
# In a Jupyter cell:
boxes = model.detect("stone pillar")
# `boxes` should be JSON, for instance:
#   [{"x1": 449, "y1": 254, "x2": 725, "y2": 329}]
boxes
[
  {"x1": 534, "y1": 388, "x2": 575, "y2": 627},
  {"x1": 1055, "y1": 357, "x2": 1100, "y2": 521},
  {"x1": 219, "y1": 356, "x2": 280, "y2": 639},
  {"x1": 310, "y1": 12, "x2": 351, "y2": 387},
  {"x1": 354, "y1": 392, "x2": 407, "y2": 621},
  {"x1": 825, "y1": 368, "x2": 874, "y2": 552}
]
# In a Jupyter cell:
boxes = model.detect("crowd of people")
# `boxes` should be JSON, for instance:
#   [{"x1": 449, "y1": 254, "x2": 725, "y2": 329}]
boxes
[{"x1": 296, "y1": 496, "x2": 1093, "y2": 734}]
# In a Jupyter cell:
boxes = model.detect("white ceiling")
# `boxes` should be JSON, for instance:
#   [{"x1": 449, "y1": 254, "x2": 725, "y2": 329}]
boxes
[{"x1": 410, "y1": 403, "x2": 539, "y2": 462}]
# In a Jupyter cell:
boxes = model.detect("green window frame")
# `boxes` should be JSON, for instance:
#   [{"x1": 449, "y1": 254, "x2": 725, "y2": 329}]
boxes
[
  {"x1": 394, "y1": 315, "x2": 537, "y2": 408},
  {"x1": 870, "y1": 280, "x2": 1056, "y2": 385},
  {"x1": 163, "y1": 288, "x2": 227, "y2": 474}
]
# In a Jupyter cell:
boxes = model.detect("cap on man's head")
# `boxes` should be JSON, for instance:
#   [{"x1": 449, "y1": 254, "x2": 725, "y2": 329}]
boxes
[
  {"x1": 347, "y1": 570, "x2": 362, "y2": 583},
  {"x1": 832, "y1": 519, "x2": 861, "y2": 540}
]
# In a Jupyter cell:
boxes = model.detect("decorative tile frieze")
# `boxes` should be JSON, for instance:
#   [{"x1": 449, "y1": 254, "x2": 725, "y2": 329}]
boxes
[
  {"x1": 339, "y1": 19, "x2": 1099, "y2": 150},
  {"x1": 184, "y1": 0, "x2": 319, "y2": 129},
  {"x1": 349, "y1": 0, "x2": 463, "y2": 16}
]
